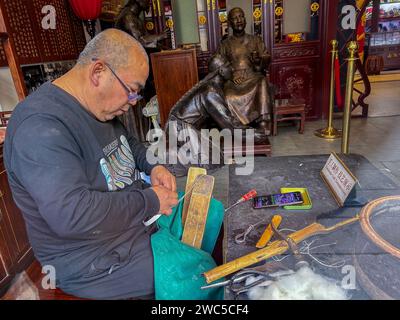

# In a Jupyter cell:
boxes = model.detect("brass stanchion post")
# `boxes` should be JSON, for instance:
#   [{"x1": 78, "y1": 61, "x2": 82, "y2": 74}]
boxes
[
  {"x1": 315, "y1": 40, "x2": 342, "y2": 139},
  {"x1": 341, "y1": 41, "x2": 358, "y2": 154}
]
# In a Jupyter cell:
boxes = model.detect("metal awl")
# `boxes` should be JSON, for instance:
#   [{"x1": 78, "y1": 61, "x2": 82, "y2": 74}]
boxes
[{"x1": 225, "y1": 189, "x2": 257, "y2": 213}]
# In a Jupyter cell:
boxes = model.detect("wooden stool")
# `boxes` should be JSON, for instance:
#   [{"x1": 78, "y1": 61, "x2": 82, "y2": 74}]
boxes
[{"x1": 272, "y1": 98, "x2": 306, "y2": 136}]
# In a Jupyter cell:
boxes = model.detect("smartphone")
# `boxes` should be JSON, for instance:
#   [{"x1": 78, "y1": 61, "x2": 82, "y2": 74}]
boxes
[{"x1": 253, "y1": 192, "x2": 304, "y2": 209}]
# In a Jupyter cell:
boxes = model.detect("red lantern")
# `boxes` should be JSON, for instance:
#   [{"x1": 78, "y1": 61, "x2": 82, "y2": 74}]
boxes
[{"x1": 69, "y1": 0, "x2": 103, "y2": 39}]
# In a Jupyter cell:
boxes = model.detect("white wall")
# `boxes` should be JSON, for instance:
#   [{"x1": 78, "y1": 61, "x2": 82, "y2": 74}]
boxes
[{"x1": 0, "y1": 67, "x2": 19, "y2": 111}]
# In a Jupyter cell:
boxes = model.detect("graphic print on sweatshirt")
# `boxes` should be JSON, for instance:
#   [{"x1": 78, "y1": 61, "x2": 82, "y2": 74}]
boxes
[{"x1": 100, "y1": 135, "x2": 138, "y2": 191}]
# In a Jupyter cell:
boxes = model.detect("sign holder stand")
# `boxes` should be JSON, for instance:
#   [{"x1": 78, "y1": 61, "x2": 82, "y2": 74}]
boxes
[{"x1": 321, "y1": 152, "x2": 368, "y2": 207}]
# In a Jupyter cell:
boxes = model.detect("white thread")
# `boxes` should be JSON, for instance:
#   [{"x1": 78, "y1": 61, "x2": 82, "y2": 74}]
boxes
[{"x1": 271, "y1": 228, "x2": 346, "y2": 268}]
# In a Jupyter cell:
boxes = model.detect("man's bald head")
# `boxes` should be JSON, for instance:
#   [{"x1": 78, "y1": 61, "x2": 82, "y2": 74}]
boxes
[{"x1": 77, "y1": 28, "x2": 148, "y2": 70}]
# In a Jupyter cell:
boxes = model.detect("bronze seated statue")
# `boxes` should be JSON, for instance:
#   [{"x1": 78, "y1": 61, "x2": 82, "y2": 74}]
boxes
[
  {"x1": 163, "y1": 54, "x2": 267, "y2": 175},
  {"x1": 217, "y1": 7, "x2": 273, "y2": 135},
  {"x1": 114, "y1": 0, "x2": 167, "y2": 49}
]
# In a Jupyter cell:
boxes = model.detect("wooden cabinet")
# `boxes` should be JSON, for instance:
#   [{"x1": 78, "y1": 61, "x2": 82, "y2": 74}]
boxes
[
  {"x1": 0, "y1": 144, "x2": 33, "y2": 296},
  {"x1": 270, "y1": 42, "x2": 321, "y2": 119},
  {"x1": 0, "y1": 220, "x2": 13, "y2": 290},
  {"x1": 151, "y1": 49, "x2": 199, "y2": 126}
]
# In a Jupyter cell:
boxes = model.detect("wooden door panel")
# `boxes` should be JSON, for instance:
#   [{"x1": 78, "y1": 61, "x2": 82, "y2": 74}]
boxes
[
  {"x1": 0, "y1": 214, "x2": 14, "y2": 271},
  {"x1": 151, "y1": 49, "x2": 199, "y2": 126},
  {"x1": 0, "y1": 171, "x2": 30, "y2": 262},
  {"x1": 0, "y1": 214, "x2": 14, "y2": 294}
]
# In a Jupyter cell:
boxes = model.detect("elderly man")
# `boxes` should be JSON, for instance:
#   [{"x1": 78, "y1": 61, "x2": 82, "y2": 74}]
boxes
[
  {"x1": 4, "y1": 29, "x2": 178, "y2": 299},
  {"x1": 217, "y1": 7, "x2": 272, "y2": 134}
]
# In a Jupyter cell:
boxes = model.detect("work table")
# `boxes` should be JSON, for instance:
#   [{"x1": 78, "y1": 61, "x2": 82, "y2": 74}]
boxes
[{"x1": 222, "y1": 154, "x2": 400, "y2": 300}]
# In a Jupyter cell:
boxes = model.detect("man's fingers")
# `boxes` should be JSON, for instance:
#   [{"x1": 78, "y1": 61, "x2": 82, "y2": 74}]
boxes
[
  {"x1": 170, "y1": 177, "x2": 177, "y2": 192},
  {"x1": 165, "y1": 174, "x2": 177, "y2": 192},
  {"x1": 170, "y1": 195, "x2": 178, "y2": 206}
]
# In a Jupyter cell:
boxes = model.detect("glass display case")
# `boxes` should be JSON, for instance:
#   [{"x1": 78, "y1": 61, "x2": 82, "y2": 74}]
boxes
[
  {"x1": 369, "y1": 30, "x2": 400, "y2": 45},
  {"x1": 366, "y1": 0, "x2": 400, "y2": 32},
  {"x1": 366, "y1": 1, "x2": 400, "y2": 69},
  {"x1": 368, "y1": 31, "x2": 400, "y2": 69}
]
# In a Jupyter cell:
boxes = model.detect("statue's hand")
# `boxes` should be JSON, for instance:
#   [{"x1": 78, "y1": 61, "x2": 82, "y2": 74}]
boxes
[{"x1": 249, "y1": 51, "x2": 262, "y2": 65}]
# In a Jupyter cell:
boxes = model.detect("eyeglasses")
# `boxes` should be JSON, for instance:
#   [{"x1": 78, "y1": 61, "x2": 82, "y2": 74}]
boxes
[{"x1": 91, "y1": 58, "x2": 143, "y2": 103}]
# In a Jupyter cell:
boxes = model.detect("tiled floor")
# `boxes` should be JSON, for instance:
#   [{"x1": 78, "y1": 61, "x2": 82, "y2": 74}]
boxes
[
  {"x1": 279, "y1": 74, "x2": 400, "y2": 185},
  {"x1": 354, "y1": 80, "x2": 400, "y2": 117},
  {"x1": 270, "y1": 113, "x2": 400, "y2": 186}
]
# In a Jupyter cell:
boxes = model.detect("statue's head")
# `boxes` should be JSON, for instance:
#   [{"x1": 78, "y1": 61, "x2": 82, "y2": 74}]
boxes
[
  {"x1": 228, "y1": 7, "x2": 246, "y2": 33},
  {"x1": 209, "y1": 54, "x2": 232, "y2": 80}
]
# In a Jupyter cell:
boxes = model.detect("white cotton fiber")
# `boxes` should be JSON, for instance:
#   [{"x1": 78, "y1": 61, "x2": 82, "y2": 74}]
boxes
[{"x1": 247, "y1": 267, "x2": 349, "y2": 300}]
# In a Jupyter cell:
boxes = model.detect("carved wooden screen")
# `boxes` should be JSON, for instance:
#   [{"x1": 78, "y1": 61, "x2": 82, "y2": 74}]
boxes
[
  {"x1": 0, "y1": 0, "x2": 42, "y2": 65},
  {"x1": 30, "y1": 0, "x2": 60, "y2": 62},
  {"x1": 68, "y1": 6, "x2": 87, "y2": 54},
  {"x1": 50, "y1": 0, "x2": 80, "y2": 60},
  {"x1": 30, "y1": 0, "x2": 83, "y2": 62},
  {"x1": 0, "y1": 0, "x2": 85, "y2": 65}
]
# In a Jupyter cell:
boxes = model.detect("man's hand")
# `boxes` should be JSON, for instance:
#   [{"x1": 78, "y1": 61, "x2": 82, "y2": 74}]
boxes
[
  {"x1": 150, "y1": 165, "x2": 177, "y2": 192},
  {"x1": 151, "y1": 185, "x2": 178, "y2": 215}
]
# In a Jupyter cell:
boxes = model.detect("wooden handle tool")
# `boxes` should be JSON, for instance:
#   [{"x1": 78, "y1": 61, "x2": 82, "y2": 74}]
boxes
[
  {"x1": 203, "y1": 214, "x2": 359, "y2": 284},
  {"x1": 255, "y1": 215, "x2": 282, "y2": 249}
]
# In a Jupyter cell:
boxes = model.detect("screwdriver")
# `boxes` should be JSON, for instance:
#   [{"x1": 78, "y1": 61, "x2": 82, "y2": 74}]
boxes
[{"x1": 225, "y1": 189, "x2": 257, "y2": 213}]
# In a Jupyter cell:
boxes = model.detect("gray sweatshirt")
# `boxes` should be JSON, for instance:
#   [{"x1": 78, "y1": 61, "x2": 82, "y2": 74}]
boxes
[{"x1": 4, "y1": 82, "x2": 160, "y2": 299}]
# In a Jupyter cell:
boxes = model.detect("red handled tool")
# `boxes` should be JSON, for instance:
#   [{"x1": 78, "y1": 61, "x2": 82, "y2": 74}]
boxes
[{"x1": 225, "y1": 189, "x2": 257, "y2": 213}]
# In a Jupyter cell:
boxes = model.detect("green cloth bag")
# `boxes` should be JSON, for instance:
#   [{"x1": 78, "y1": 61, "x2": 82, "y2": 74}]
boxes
[{"x1": 151, "y1": 191, "x2": 225, "y2": 300}]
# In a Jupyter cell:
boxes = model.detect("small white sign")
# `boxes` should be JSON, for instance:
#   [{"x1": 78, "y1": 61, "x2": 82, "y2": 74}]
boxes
[{"x1": 321, "y1": 153, "x2": 357, "y2": 206}]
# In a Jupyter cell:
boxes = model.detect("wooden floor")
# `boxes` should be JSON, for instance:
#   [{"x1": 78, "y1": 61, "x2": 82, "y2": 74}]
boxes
[{"x1": 1, "y1": 260, "x2": 86, "y2": 300}]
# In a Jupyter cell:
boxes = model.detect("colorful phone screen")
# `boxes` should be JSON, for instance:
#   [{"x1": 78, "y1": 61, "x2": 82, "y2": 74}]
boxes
[{"x1": 272, "y1": 192, "x2": 303, "y2": 205}]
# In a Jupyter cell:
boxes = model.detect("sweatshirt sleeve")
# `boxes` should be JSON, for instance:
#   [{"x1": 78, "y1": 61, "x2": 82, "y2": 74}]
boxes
[{"x1": 9, "y1": 115, "x2": 160, "y2": 240}]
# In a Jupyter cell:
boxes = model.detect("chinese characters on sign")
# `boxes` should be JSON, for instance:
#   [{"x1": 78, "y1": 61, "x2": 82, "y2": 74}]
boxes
[{"x1": 321, "y1": 153, "x2": 357, "y2": 206}]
